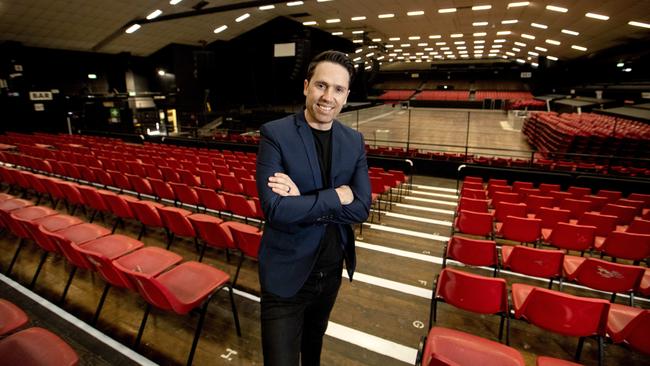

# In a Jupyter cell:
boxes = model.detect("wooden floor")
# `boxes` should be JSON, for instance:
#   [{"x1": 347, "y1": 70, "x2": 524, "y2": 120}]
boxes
[{"x1": 1, "y1": 107, "x2": 649, "y2": 366}]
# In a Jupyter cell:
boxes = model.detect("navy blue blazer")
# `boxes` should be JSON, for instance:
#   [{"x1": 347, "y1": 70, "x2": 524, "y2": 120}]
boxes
[{"x1": 255, "y1": 111, "x2": 372, "y2": 298}]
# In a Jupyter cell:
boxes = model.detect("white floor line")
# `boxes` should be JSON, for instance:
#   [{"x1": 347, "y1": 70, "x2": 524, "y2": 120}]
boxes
[
  {"x1": 404, "y1": 196, "x2": 457, "y2": 207},
  {"x1": 0, "y1": 273, "x2": 158, "y2": 366},
  {"x1": 411, "y1": 184, "x2": 458, "y2": 193},
  {"x1": 325, "y1": 322, "x2": 417, "y2": 364},
  {"x1": 374, "y1": 211, "x2": 452, "y2": 227},
  {"x1": 343, "y1": 271, "x2": 432, "y2": 299},
  {"x1": 357, "y1": 241, "x2": 438, "y2": 263},
  {"x1": 395, "y1": 203, "x2": 455, "y2": 215},
  {"x1": 409, "y1": 190, "x2": 458, "y2": 200},
  {"x1": 366, "y1": 223, "x2": 450, "y2": 242},
  {"x1": 356, "y1": 110, "x2": 399, "y2": 127}
]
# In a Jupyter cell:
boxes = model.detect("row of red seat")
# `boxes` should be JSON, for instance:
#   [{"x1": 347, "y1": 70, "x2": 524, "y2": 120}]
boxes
[
  {"x1": 421, "y1": 267, "x2": 649, "y2": 365},
  {"x1": 0, "y1": 192, "x2": 245, "y2": 365},
  {"x1": 0, "y1": 298, "x2": 79, "y2": 366}
]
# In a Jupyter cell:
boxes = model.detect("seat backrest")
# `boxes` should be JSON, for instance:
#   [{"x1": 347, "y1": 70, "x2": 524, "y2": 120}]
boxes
[
  {"x1": 547, "y1": 222, "x2": 596, "y2": 251},
  {"x1": 458, "y1": 197, "x2": 489, "y2": 213},
  {"x1": 494, "y1": 202, "x2": 527, "y2": 223},
  {"x1": 596, "y1": 189, "x2": 622, "y2": 203},
  {"x1": 503, "y1": 246, "x2": 563, "y2": 279},
  {"x1": 582, "y1": 195, "x2": 609, "y2": 212},
  {"x1": 578, "y1": 212, "x2": 617, "y2": 237},
  {"x1": 500, "y1": 216, "x2": 541, "y2": 243},
  {"x1": 0, "y1": 327, "x2": 79, "y2": 366},
  {"x1": 559, "y1": 198, "x2": 591, "y2": 220},
  {"x1": 149, "y1": 178, "x2": 176, "y2": 201},
  {"x1": 436, "y1": 268, "x2": 508, "y2": 315},
  {"x1": 97, "y1": 191, "x2": 136, "y2": 219},
  {"x1": 228, "y1": 222, "x2": 262, "y2": 258},
  {"x1": 517, "y1": 286, "x2": 609, "y2": 337},
  {"x1": 188, "y1": 214, "x2": 235, "y2": 249},
  {"x1": 627, "y1": 193, "x2": 650, "y2": 209},
  {"x1": 601, "y1": 203, "x2": 637, "y2": 225},
  {"x1": 525, "y1": 195, "x2": 554, "y2": 215},
  {"x1": 460, "y1": 188, "x2": 487, "y2": 200},
  {"x1": 539, "y1": 183, "x2": 561, "y2": 194},
  {"x1": 571, "y1": 258, "x2": 644, "y2": 294},
  {"x1": 0, "y1": 299, "x2": 29, "y2": 336},
  {"x1": 536, "y1": 207, "x2": 571, "y2": 230},
  {"x1": 445, "y1": 236, "x2": 497, "y2": 267},
  {"x1": 600, "y1": 231, "x2": 650, "y2": 261},
  {"x1": 170, "y1": 182, "x2": 199, "y2": 205},
  {"x1": 462, "y1": 181, "x2": 483, "y2": 191},
  {"x1": 456, "y1": 210, "x2": 493, "y2": 237},
  {"x1": 116, "y1": 264, "x2": 175, "y2": 311},
  {"x1": 627, "y1": 218, "x2": 650, "y2": 235},
  {"x1": 156, "y1": 206, "x2": 195, "y2": 237},
  {"x1": 567, "y1": 186, "x2": 591, "y2": 198},
  {"x1": 128, "y1": 200, "x2": 164, "y2": 227},
  {"x1": 620, "y1": 310, "x2": 650, "y2": 356}
]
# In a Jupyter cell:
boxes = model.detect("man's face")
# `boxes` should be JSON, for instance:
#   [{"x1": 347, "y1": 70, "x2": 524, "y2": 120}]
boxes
[{"x1": 303, "y1": 61, "x2": 350, "y2": 129}]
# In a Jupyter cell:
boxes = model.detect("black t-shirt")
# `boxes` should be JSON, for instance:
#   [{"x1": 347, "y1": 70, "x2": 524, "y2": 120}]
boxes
[{"x1": 311, "y1": 127, "x2": 343, "y2": 272}]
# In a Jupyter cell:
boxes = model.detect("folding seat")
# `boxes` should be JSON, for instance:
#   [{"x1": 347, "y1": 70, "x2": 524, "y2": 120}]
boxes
[
  {"x1": 55, "y1": 181, "x2": 85, "y2": 215},
  {"x1": 76, "y1": 186, "x2": 110, "y2": 223},
  {"x1": 525, "y1": 195, "x2": 554, "y2": 216},
  {"x1": 223, "y1": 192, "x2": 262, "y2": 223},
  {"x1": 559, "y1": 198, "x2": 591, "y2": 220},
  {"x1": 488, "y1": 178, "x2": 508, "y2": 186},
  {"x1": 142, "y1": 163, "x2": 163, "y2": 180},
  {"x1": 626, "y1": 218, "x2": 650, "y2": 234},
  {"x1": 46, "y1": 223, "x2": 111, "y2": 303},
  {"x1": 194, "y1": 187, "x2": 227, "y2": 215},
  {"x1": 0, "y1": 327, "x2": 79, "y2": 366},
  {"x1": 59, "y1": 161, "x2": 81, "y2": 181},
  {"x1": 90, "y1": 167, "x2": 113, "y2": 188},
  {"x1": 231, "y1": 166, "x2": 252, "y2": 180},
  {"x1": 23, "y1": 173, "x2": 49, "y2": 205},
  {"x1": 159, "y1": 166, "x2": 180, "y2": 183},
  {"x1": 460, "y1": 187, "x2": 488, "y2": 199},
  {"x1": 512, "y1": 181, "x2": 534, "y2": 193},
  {"x1": 578, "y1": 212, "x2": 618, "y2": 247},
  {"x1": 228, "y1": 222, "x2": 262, "y2": 286},
  {"x1": 169, "y1": 182, "x2": 200, "y2": 210},
  {"x1": 501, "y1": 245, "x2": 564, "y2": 288},
  {"x1": 113, "y1": 255, "x2": 241, "y2": 365},
  {"x1": 536, "y1": 207, "x2": 571, "y2": 237},
  {"x1": 46, "y1": 159, "x2": 67, "y2": 176},
  {"x1": 457, "y1": 197, "x2": 489, "y2": 214},
  {"x1": 179, "y1": 169, "x2": 201, "y2": 187},
  {"x1": 0, "y1": 299, "x2": 29, "y2": 336},
  {"x1": 639, "y1": 268, "x2": 650, "y2": 298},
  {"x1": 188, "y1": 214, "x2": 238, "y2": 261},
  {"x1": 539, "y1": 183, "x2": 561, "y2": 194},
  {"x1": 218, "y1": 173, "x2": 244, "y2": 195},
  {"x1": 127, "y1": 200, "x2": 166, "y2": 240},
  {"x1": 75, "y1": 164, "x2": 95, "y2": 183},
  {"x1": 487, "y1": 184, "x2": 513, "y2": 198},
  {"x1": 511, "y1": 284, "x2": 609, "y2": 365},
  {"x1": 627, "y1": 193, "x2": 650, "y2": 210},
  {"x1": 491, "y1": 191, "x2": 521, "y2": 207},
  {"x1": 596, "y1": 189, "x2": 622, "y2": 203},
  {"x1": 594, "y1": 231, "x2": 650, "y2": 264},
  {"x1": 518, "y1": 187, "x2": 541, "y2": 200},
  {"x1": 463, "y1": 176, "x2": 483, "y2": 184},
  {"x1": 127, "y1": 175, "x2": 154, "y2": 199},
  {"x1": 240, "y1": 177, "x2": 258, "y2": 198},
  {"x1": 496, "y1": 216, "x2": 542, "y2": 245},
  {"x1": 493, "y1": 202, "x2": 527, "y2": 227},
  {"x1": 563, "y1": 256, "x2": 644, "y2": 306},
  {"x1": 97, "y1": 191, "x2": 138, "y2": 233},
  {"x1": 567, "y1": 186, "x2": 591, "y2": 199},
  {"x1": 0, "y1": 197, "x2": 34, "y2": 232},
  {"x1": 616, "y1": 198, "x2": 644, "y2": 217},
  {"x1": 5, "y1": 206, "x2": 58, "y2": 275},
  {"x1": 213, "y1": 164, "x2": 230, "y2": 175},
  {"x1": 197, "y1": 169, "x2": 221, "y2": 190},
  {"x1": 430, "y1": 268, "x2": 510, "y2": 343},
  {"x1": 454, "y1": 210, "x2": 493, "y2": 238},
  {"x1": 72, "y1": 234, "x2": 144, "y2": 324},
  {"x1": 415, "y1": 327, "x2": 525, "y2": 366},
  {"x1": 156, "y1": 206, "x2": 199, "y2": 251},
  {"x1": 548, "y1": 191, "x2": 573, "y2": 208},
  {"x1": 442, "y1": 236, "x2": 499, "y2": 276},
  {"x1": 601, "y1": 203, "x2": 638, "y2": 226},
  {"x1": 606, "y1": 304, "x2": 650, "y2": 356},
  {"x1": 149, "y1": 178, "x2": 176, "y2": 203},
  {"x1": 107, "y1": 170, "x2": 132, "y2": 192},
  {"x1": 582, "y1": 195, "x2": 609, "y2": 212},
  {"x1": 388, "y1": 169, "x2": 410, "y2": 195},
  {"x1": 462, "y1": 181, "x2": 483, "y2": 191}
]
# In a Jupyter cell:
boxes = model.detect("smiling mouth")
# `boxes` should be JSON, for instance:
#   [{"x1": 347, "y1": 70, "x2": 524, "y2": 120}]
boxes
[{"x1": 316, "y1": 103, "x2": 334, "y2": 112}]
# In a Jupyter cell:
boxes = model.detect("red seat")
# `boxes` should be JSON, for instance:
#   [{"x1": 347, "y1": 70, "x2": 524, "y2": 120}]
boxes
[
  {"x1": 606, "y1": 303, "x2": 650, "y2": 356},
  {"x1": 563, "y1": 256, "x2": 644, "y2": 306},
  {"x1": 97, "y1": 191, "x2": 138, "y2": 233},
  {"x1": 195, "y1": 187, "x2": 227, "y2": 214},
  {"x1": 626, "y1": 218, "x2": 650, "y2": 234},
  {"x1": 5, "y1": 206, "x2": 58, "y2": 275},
  {"x1": 0, "y1": 327, "x2": 79, "y2": 366},
  {"x1": 127, "y1": 200, "x2": 166, "y2": 240},
  {"x1": 113, "y1": 258, "x2": 241, "y2": 365},
  {"x1": 493, "y1": 202, "x2": 527, "y2": 226},
  {"x1": 430, "y1": 268, "x2": 510, "y2": 343},
  {"x1": 549, "y1": 191, "x2": 573, "y2": 207},
  {"x1": 489, "y1": 189, "x2": 517, "y2": 203},
  {"x1": 578, "y1": 212, "x2": 618, "y2": 247},
  {"x1": 627, "y1": 193, "x2": 650, "y2": 209},
  {"x1": 112, "y1": 247, "x2": 183, "y2": 292},
  {"x1": 567, "y1": 186, "x2": 591, "y2": 199},
  {"x1": 416, "y1": 327, "x2": 525, "y2": 366},
  {"x1": 73, "y1": 234, "x2": 144, "y2": 324},
  {"x1": 223, "y1": 192, "x2": 263, "y2": 223},
  {"x1": 107, "y1": 170, "x2": 132, "y2": 192},
  {"x1": 159, "y1": 166, "x2": 180, "y2": 183},
  {"x1": 601, "y1": 203, "x2": 637, "y2": 226},
  {"x1": 240, "y1": 177, "x2": 258, "y2": 198},
  {"x1": 156, "y1": 206, "x2": 197, "y2": 250},
  {"x1": 594, "y1": 231, "x2": 650, "y2": 264},
  {"x1": 227, "y1": 222, "x2": 262, "y2": 286},
  {"x1": 616, "y1": 199, "x2": 644, "y2": 217},
  {"x1": 582, "y1": 195, "x2": 609, "y2": 212},
  {"x1": 442, "y1": 236, "x2": 498, "y2": 276},
  {"x1": 170, "y1": 182, "x2": 200, "y2": 210},
  {"x1": 539, "y1": 183, "x2": 561, "y2": 194},
  {"x1": 178, "y1": 169, "x2": 201, "y2": 187},
  {"x1": 511, "y1": 283, "x2": 609, "y2": 365},
  {"x1": 544, "y1": 222, "x2": 596, "y2": 254},
  {"x1": 455, "y1": 210, "x2": 493, "y2": 238},
  {"x1": 460, "y1": 187, "x2": 488, "y2": 199},
  {"x1": 457, "y1": 197, "x2": 489, "y2": 213},
  {"x1": 463, "y1": 176, "x2": 483, "y2": 184},
  {"x1": 187, "y1": 214, "x2": 236, "y2": 261},
  {"x1": 0, "y1": 299, "x2": 29, "y2": 336},
  {"x1": 462, "y1": 181, "x2": 484, "y2": 191},
  {"x1": 197, "y1": 169, "x2": 221, "y2": 190},
  {"x1": 127, "y1": 175, "x2": 154, "y2": 198},
  {"x1": 639, "y1": 268, "x2": 650, "y2": 297},
  {"x1": 149, "y1": 178, "x2": 176, "y2": 203},
  {"x1": 559, "y1": 198, "x2": 591, "y2": 220},
  {"x1": 536, "y1": 207, "x2": 571, "y2": 236},
  {"x1": 496, "y1": 215, "x2": 541, "y2": 245},
  {"x1": 218, "y1": 173, "x2": 244, "y2": 194},
  {"x1": 596, "y1": 189, "x2": 622, "y2": 203},
  {"x1": 76, "y1": 186, "x2": 110, "y2": 223},
  {"x1": 525, "y1": 195, "x2": 554, "y2": 216},
  {"x1": 501, "y1": 245, "x2": 564, "y2": 288}
]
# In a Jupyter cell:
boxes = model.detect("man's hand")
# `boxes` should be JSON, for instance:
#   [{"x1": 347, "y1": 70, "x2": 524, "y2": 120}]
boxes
[
  {"x1": 335, "y1": 185, "x2": 354, "y2": 205},
  {"x1": 268, "y1": 173, "x2": 301, "y2": 196}
]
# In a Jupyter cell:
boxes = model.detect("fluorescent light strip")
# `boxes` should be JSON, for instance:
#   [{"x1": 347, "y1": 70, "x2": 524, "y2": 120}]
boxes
[
  {"x1": 326, "y1": 18, "x2": 340, "y2": 23},
  {"x1": 438, "y1": 8, "x2": 456, "y2": 13},
  {"x1": 213, "y1": 25, "x2": 228, "y2": 33},
  {"x1": 585, "y1": 12, "x2": 609, "y2": 20},
  {"x1": 535, "y1": 46, "x2": 548, "y2": 52},
  {"x1": 146, "y1": 9, "x2": 162, "y2": 20},
  {"x1": 303, "y1": 21, "x2": 317, "y2": 26},
  {"x1": 235, "y1": 13, "x2": 250, "y2": 22},
  {"x1": 514, "y1": 41, "x2": 526, "y2": 47},
  {"x1": 169, "y1": 0, "x2": 182, "y2": 4},
  {"x1": 450, "y1": 33, "x2": 463, "y2": 38},
  {"x1": 473, "y1": 32, "x2": 487, "y2": 37},
  {"x1": 547, "y1": 55, "x2": 558, "y2": 61},
  {"x1": 546, "y1": 39, "x2": 561, "y2": 45},
  {"x1": 378, "y1": 13, "x2": 395, "y2": 18},
  {"x1": 331, "y1": 31, "x2": 343, "y2": 36},
  {"x1": 508, "y1": 2, "x2": 529, "y2": 8},
  {"x1": 351, "y1": 16, "x2": 366, "y2": 21},
  {"x1": 497, "y1": 31, "x2": 511, "y2": 35},
  {"x1": 572, "y1": 45, "x2": 588, "y2": 51},
  {"x1": 408, "y1": 36, "x2": 420, "y2": 40},
  {"x1": 472, "y1": 5, "x2": 492, "y2": 10},
  {"x1": 407, "y1": 10, "x2": 424, "y2": 16},
  {"x1": 473, "y1": 21, "x2": 488, "y2": 26},
  {"x1": 429, "y1": 35, "x2": 442, "y2": 39},
  {"x1": 629, "y1": 21, "x2": 650, "y2": 29},
  {"x1": 125, "y1": 24, "x2": 141, "y2": 33},
  {"x1": 352, "y1": 30, "x2": 364, "y2": 34},
  {"x1": 259, "y1": 5, "x2": 275, "y2": 10},
  {"x1": 287, "y1": 1, "x2": 303, "y2": 6},
  {"x1": 521, "y1": 33, "x2": 535, "y2": 39},
  {"x1": 494, "y1": 39, "x2": 506, "y2": 43},
  {"x1": 531, "y1": 22, "x2": 548, "y2": 29},
  {"x1": 502, "y1": 19, "x2": 518, "y2": 24},
  {"x1": 561, "y1": 29, "x2": 579, "y2": 35},
  {"x1": 546, "y1": 5, "x2": 568, "y2": 12}
]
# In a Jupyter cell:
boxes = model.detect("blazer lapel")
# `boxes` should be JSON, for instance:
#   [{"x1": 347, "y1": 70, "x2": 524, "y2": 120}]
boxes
[
  {"x1": 296, "y1": 114, "x2": 322, "y2": 188},
  {"x1": 330, "y1": 121, "x2": 342, "y2": 187}
]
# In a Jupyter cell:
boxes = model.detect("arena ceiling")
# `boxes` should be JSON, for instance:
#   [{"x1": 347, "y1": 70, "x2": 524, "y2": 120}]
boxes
[{"x1": 1, "y1": 0, "x2": 649, "y2": 69}]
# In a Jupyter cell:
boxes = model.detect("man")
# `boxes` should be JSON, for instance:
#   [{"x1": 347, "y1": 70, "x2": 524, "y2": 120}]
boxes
[{"x1": 255, "y1": 50, "x2": 372, "y2": 365}]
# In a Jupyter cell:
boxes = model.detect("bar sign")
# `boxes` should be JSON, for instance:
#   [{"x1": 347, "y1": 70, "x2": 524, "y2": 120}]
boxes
[{"x1": 29, "y1": 91, "x2": 53, "y2": 100}]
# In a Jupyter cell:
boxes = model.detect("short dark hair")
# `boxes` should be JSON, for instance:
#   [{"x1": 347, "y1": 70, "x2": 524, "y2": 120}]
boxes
[{"x1": 305, "y1": 50, "x2": 355, "y2": 86}]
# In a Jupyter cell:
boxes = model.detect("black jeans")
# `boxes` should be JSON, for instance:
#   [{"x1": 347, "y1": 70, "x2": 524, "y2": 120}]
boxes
[{"x1": 261, "y1": 266, "x2": 342, "y2": 366}]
